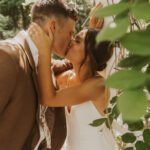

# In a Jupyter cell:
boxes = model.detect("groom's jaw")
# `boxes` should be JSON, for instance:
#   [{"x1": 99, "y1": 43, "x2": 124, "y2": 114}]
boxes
[{"x1": 64, "y1": 41, "x2": 72, "y2": 56}]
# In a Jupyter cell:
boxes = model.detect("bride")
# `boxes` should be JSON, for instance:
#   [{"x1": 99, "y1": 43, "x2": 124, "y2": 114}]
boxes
[{"x1": 57, "y1": 28, "x2": 116, "y2": 150}]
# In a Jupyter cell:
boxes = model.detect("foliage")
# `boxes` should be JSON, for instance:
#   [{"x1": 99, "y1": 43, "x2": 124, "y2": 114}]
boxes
[
  {"x1": 0, "y1": 0, "x2": 32, "y2": 39},
  {"x1": 1, "y1": 0, "x2": 150, "y2": 149},
  {"x1": 90, "y1": 0, "x2": 150, "y2": 149},
  {"x1": 65, "y1": 0, "x2": 93, "y2": 32},
  {"x1": 0, "y1": 0, "x2": 93, "y2": 39}
]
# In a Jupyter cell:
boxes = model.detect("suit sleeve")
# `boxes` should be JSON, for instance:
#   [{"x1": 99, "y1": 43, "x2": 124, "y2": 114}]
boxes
[{"x1": 0, "y1": 50, "x2": 18, "y2": 114}]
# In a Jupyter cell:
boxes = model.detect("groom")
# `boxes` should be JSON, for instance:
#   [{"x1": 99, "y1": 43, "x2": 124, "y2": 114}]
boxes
[
  {"x1": 0, "y1": 0, "x2": 103, "y2": 150},
  {"x1": 0, "y1": 0, "x2": 73, "y2": 148}
]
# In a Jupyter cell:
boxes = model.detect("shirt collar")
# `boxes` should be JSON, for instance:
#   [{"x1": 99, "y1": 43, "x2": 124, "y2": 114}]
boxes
[{"x1": 23, "y1": 30, "x2": 39, "y2": 67}]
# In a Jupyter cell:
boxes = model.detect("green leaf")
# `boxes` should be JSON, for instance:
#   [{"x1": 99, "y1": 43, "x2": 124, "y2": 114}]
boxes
[
  {"x1": 93, "y1": 3, "x2": 129, "y2": 18},
  {"x1": 118, "y1": 89, "x2": 148, "y2": 121},
  {"x1": 104, "y1": 107, "x2": 112, "y2": 114},
  {"x1": 105, "y1": 70, "x2": 148, "y2": 89},
  {"x1": 135, "y1": 141, "x2": 150, "y2": 150},
  {"x1": 111, "y1": 104, "x2": 120, "y2": 119},
  {"x1": 120, "y1": 30, "x2": 150, "y2": 56},
  {"x1": 110, "y1": 96, "x2": 118, "y2": 105},
  {"x1": 127, "y1": 120, "x2": 144, "y2": 131},
  {"x1": 143, "y1": 129, "x2": 150, "y2": 147},
  {"x1": 144, "y1": 113, "x2": 150, "y2": 119},
  {"x1": 135, "y1": 0, "x2": 149, "y2": 3},
  {"x1": 96, "y1": 17, "x2": 129, "y2": 43},
  {"x1": 122, "y1": 133, "x2": 136, "y2": 143},
  {"x1": 131, "y1": 3, "x2": 150, "y2": 21},
  {"x1": 125, "y1": 147, "x2": 134, "y2": 150},
  {"x1": 105, "y1": 114, "x2": 113, "y2": 129},
  {"x1": 90, "y1": 118, "x2": 106, "y2": 127},
  {"x1": 118, "y1": 55, "x2": 150, "y2": 69}
]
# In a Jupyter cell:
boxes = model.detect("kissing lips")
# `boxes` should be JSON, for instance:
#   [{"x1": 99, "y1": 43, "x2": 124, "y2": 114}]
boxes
[{"x1": 64, "y1": 41, "x2": 71, "y2": 56}]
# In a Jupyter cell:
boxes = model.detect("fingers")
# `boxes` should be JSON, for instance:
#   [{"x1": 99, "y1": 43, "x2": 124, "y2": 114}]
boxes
[
  {"x1": 96, "y1": 19, "x2": 104, "y2": 29},
  {"x1": 28, "y1": 22, "x2": 45, "y2": 39},
  {"x1": 96, "y1": 2, "x2": 103, "y2": 8},
  {"x1": 27, "y1": 22, "x2": 53, "y2": 53}
]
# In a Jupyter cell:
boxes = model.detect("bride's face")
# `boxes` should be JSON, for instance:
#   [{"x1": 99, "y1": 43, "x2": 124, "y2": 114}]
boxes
[{"x1": 66, "y1": 29, "x2": 88, "y2": 64}]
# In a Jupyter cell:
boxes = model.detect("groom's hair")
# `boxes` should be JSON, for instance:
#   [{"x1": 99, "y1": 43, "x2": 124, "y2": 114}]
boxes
[{"x1": 31, "y1": 0, "x2": 77, "y2": 25}]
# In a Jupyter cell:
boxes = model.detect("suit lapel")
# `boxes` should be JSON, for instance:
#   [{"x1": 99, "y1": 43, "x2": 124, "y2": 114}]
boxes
[{"x1": 13, "y1": 31, "x2": 40, "y2": 101}]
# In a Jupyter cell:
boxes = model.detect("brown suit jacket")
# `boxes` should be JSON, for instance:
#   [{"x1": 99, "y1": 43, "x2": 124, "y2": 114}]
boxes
[
  {"x1": 0, "y1": 31, "x2": 40, "y2": 150},
  {"x1": 0, "y1": 31, "x2": 66, "y2": 150}
]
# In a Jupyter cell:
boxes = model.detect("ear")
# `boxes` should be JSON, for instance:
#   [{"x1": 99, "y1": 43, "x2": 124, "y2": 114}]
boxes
[
  {"x1": 44, "y1": 19, "x2": 56, "y2": 35},
  {"x1": 49, "y1": 19, "x2": 56, "y2": 33}
]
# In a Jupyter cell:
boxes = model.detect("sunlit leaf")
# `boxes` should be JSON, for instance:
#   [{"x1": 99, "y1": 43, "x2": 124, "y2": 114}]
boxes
[
  {"x1": 118, "y1": 90, "x2": 148, "y2": 121},
  {"x1": 120, "y1": 30, "x2": 150, "y2": 56},
  {"x1": 131, "y1": 3, "x2": 150, "y2": 21},
  {"x1": 96, "y1": 17, "x2": 129, "y2": 43},
  {"x1": 92, "y1": 3, "x2": 129, "y2": 18},
  {"x1": 118, "y1": 55, "x2": 150, "y2": 69},
  {"x1": 105, "y1": 70, "x2": 148, "y2": 89}
]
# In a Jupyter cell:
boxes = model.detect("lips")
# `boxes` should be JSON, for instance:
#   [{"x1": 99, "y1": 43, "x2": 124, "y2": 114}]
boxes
[{"x1": 65, "y1": 41, "x2": 72, "y2": 56}]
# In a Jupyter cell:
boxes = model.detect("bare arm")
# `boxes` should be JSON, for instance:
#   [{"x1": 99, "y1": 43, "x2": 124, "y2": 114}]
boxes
[
  {"x1": 89, "y1": 3, "x2": 104, "y2": 29},
  {"x1": 28, "y1": 23, "x2": 105, "y2": 107}
]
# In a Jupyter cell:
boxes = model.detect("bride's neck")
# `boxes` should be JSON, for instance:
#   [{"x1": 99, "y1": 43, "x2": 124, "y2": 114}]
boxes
[{"x1": 71, "y1": 61, "x2": 93, "y2": 83}]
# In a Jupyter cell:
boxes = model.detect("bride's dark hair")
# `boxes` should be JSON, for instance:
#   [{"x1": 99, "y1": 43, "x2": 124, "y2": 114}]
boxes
[{"x1": 79, "y1": 29, "x2": 113, "y2": 75}]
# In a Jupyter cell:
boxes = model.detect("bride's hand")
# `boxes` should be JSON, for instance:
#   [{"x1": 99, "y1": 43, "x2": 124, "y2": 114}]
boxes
[
  {"x1": 28, "y1": 23, "x2": 54, "y2": 55},
  {"x1": 89, "y1": 3, "x2": 104, "y2": 29}
]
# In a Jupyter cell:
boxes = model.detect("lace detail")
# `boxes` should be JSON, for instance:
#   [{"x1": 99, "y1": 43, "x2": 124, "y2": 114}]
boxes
[{"x1": 39, "y1": 105, "x2": 51, "y2": 149}]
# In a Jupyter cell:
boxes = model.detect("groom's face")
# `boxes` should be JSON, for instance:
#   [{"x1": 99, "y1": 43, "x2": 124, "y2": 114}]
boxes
[{"x1": 53, "y1": 18, "x2": 75, "y2": 58}]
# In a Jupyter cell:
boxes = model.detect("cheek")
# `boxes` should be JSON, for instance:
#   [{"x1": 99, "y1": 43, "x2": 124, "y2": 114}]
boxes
[
  {"x1": 60, "y1": 35, "x2": 69, "y2": 46},
  {"x1": 73, "y1": 46, "x2": 84, "y2": 60}
]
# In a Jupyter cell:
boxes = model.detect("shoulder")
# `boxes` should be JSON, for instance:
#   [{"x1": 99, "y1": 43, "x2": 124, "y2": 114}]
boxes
[
  {"x1": 0, "y1": 40, "x2": 20, "y2": 67},
  {"x1": 0, "y1": 48, "x2": 18, "y2": 78}
]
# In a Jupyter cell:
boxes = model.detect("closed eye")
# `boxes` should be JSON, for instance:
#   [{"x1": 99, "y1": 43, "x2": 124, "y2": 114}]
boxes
[
  {"x1": 75, "y1": 39, "x2": 80, "y2": 43},
  {"x1": 75, "y1": 35, "x2": 82, "y2": 43}
]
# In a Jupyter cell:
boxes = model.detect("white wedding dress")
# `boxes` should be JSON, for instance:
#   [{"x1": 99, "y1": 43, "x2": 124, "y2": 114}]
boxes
[{"x1": 65, "y1": 101, "x2": 116, "y2": 150}]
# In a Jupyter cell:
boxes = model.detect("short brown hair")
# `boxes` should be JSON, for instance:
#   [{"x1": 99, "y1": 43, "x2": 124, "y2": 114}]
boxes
[{"x1": 31, "y1": 0, "x2": 77, "y2": 24}]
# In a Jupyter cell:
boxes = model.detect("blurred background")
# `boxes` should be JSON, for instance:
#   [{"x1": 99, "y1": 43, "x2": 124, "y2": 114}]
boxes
[{"x1": 0, "y1": 0, "x2": 99, "y2": 40}]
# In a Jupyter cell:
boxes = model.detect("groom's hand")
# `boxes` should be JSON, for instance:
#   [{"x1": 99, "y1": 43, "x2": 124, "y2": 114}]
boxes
[{"x1": 28, "y1": 23, "x2": 54, "y2": 54}]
